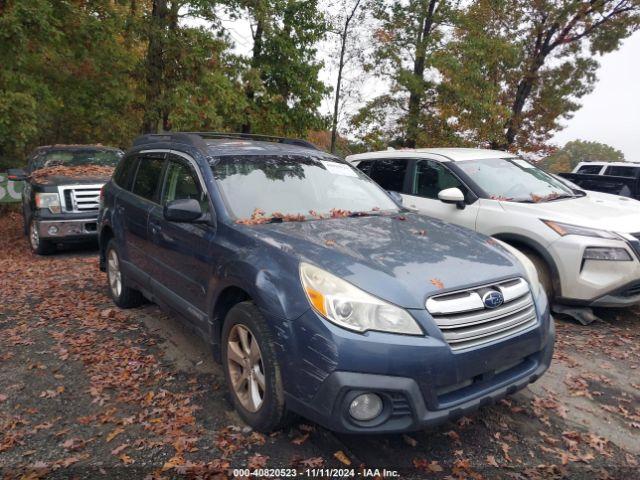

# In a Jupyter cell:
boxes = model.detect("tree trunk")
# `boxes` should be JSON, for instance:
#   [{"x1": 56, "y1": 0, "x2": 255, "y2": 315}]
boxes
[
  {"x1": 242, "y1": 17, "x2": 264, "y2": 134},
  {"x1": 142, "y1": 0, "x2": 168, "y2": 134},
  {"x1": 405, "y1": 0, "x2": 438, "y2": 148}
]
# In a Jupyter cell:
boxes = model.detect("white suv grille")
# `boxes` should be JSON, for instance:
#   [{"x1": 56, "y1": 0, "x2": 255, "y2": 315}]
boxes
[
  {"x1": 426, "y1": 278, "x2": 537, "y2": 351},
  {"x1": 60, "y1": 185, "x2": 103, "y2": 213}
]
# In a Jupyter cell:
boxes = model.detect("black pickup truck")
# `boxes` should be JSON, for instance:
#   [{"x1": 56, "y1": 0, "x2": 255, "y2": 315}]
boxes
[
  {"x1": 8, "y1": 145, "x2": 123, "y2": 254},
  {"x1": 558, "y1": 167, "x2": 640, "y2": 200}
]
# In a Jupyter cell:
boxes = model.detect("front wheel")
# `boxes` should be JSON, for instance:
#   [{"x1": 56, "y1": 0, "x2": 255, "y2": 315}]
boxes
[
  {"x1": 29, "y1": 218, "x2": 54, "y2": 255},
  {"x1": 221, "y1": 302, "x2": 288, "y2": 432},
  {"x1": 105, "y1": 240, "x2": 143, "y2": 308}
]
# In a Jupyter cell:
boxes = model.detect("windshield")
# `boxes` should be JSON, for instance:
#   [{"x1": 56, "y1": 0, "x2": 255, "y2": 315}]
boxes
[
  {"x1": 33, "y1": 149, "x2": 123, "y2": 171},
  {"x1": 212, "y1": 155, "x2": 399, "y2": 223},
  {"x1": 457, "y1": 157, "x2": 574, "y2": 202}
]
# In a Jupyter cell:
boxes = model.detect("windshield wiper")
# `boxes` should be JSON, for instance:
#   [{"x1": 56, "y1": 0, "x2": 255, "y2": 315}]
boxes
[
  {"x1": 348, "y1": 210, "x2": 383, "y2": 218},
  {"x1": 544, "y1": 194, "x2": 575, "y2": 201}
]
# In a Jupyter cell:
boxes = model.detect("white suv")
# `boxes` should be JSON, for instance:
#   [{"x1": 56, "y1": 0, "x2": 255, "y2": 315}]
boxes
[{"x1": 347, "y1": 148, "x2": 640, "y2": 322}]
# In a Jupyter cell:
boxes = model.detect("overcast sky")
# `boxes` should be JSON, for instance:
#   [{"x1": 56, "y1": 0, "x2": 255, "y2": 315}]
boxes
[{"x1": 551, "y1": 32, "x2": 640, "y2": 161}]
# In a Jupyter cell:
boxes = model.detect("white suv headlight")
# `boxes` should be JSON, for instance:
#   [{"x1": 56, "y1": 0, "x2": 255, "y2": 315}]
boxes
[
  {"x1": 300, "y1": 262, "x2": 422, "y2": 335},
  {"x1": 541, "y1": 220, "x2": 618, "y2": 240},
  {"x1": 35, "y1": 192, "x2": 61, "y2": 214}
]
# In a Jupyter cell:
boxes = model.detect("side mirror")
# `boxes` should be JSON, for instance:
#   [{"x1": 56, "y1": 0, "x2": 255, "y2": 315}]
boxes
[
  {"x1": 387, "y1": 190, "x2": 403, "y2": 205},
  {"x1": 7, "y1": 168, "x2": 27, "y2": 181},
  {"x1": 438, "y1": 187, "x2": 466, "y2": 209},
  {"x1": 164, "y1": 198, "x2": 203, "y2": 223}
]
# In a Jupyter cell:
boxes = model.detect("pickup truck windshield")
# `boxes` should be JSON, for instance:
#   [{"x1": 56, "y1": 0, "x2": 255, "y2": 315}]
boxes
[
  {"x1": 457, "y1": 157, "x2": 574, "y2": 202},
  {"x1": 33, "y1": 149, "x2": 122, "y2": 171},
  {"x1": 212, "y1": 155, "x2": 399, "y2": 222}
]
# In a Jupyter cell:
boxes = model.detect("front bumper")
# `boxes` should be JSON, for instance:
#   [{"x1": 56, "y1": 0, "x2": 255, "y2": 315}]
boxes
[
  {"x1": 282, "y1": 297, "x2": 554, "y2": 434},
  {"x1": 550, "y1": 235, "x2": 640, "y2": 307},
  {"x1": 36, "y1": 218, "x2": 98, "y2": 240}
]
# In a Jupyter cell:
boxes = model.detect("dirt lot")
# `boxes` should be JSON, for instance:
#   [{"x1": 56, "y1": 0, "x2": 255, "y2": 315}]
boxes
[{"x1": 1, "y1": 210, "x2": 639, "y2": 479}]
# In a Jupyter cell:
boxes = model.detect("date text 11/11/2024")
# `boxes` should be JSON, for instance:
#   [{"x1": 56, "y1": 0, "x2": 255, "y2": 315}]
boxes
[{"x1": 231, "y1": 468, "x2": 400, "y2": 478}]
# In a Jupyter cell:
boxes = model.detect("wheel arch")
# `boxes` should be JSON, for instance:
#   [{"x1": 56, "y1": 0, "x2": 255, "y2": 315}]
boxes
[
  {"x1": 99, "y1": 225, "x2": 114, "y2": 272},
  {"x1": 492, "y1": 233, "x2": 562, "y2": 296},
  {"x1": 210, "y1": 285, "x2": 252, "y2": 362}
]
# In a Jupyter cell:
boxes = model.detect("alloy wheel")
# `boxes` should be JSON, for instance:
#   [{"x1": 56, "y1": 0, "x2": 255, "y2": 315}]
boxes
[
  {"x1": 107, "y1": 249, "x2": 122, "y2": 298},
  {"x1": 29, "y1": 221, "x2": 39, "y2": 251},
  {"x1": 226, "y1": 324, "x2": 265, "y2": 412}
]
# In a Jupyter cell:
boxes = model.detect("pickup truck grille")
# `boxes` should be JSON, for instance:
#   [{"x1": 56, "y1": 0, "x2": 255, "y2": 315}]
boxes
[
  {"x1": 426, "y1": 278, "x2": 537, "y2": 351},
  {"x1": 60, "y1": 185, "x2": 102, "y2": 213}
]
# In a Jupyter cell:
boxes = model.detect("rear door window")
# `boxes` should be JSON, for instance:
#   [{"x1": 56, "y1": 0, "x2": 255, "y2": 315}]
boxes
[
  {"x1": 577, "y1": 164, "x2": 603, "y2": 174},
  {"x1": 131, "y1": 154, "x2": 165, "y2": 202},
  {"x1": 113, "y1": 155, "x2": 138, "y2": 190},
  {"x1": 604, "y1": 165, "x2": 638, "y2": 178},
  {"x1": 368, "y1": 159, "x2": 409, "y2": 192}
]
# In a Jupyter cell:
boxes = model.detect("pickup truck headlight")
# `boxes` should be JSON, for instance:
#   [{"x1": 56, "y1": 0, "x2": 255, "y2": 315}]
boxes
[
  {"x1": 300, "y1": 262, "x2": 423, "y2": 335},
  {"x1": 35, "y1": 193, "x2": 61, "y2": 214},
  {"x1": 541, "y1": 220, "x2": 618, "y2": 240}
]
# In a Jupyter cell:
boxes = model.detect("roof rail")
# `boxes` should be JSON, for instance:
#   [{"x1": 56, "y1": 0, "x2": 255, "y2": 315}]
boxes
[
  {"x1": 131, "y1": 133, "x2": 209, "y2": 150},
  {"x1": 132, "y1": 132, "x2": 320, "y2": 151}
]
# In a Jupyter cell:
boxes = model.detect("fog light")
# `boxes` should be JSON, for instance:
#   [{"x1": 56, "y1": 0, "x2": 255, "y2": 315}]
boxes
[
  {"x1": 48, "y1": 226, "x2": 59, "y2": 235},
  {"x1": 349, "y1": 393, "x2": 383, "y2": 421}
]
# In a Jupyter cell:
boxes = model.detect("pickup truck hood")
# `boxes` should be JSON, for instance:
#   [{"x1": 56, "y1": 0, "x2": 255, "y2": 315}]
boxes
[
  {"x1": 33, "y1": 175, "x2": 110, "y2": 187},
  {"x1": 253, "y1": 213, "x2": 523, "y2": 309},
  {"x1": 500, "y1": 194, "x2": 640, "y2": 233}
]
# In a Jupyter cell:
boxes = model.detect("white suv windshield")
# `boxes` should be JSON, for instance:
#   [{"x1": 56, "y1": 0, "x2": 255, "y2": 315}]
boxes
[
  {"x1": 212, "y1": 155, "x2": 399, "y2": 222},
  {"x1": 457, "y1": 157, "x2": 574, "y2": 202}
]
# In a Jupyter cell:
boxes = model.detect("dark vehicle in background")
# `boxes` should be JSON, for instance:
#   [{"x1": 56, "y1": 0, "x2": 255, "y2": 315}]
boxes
[
  {"x1": 559, "y1": 161, "x2": 640, "y2": 200},
  {"x1": 97, "y1": 132, "x2": 553, "y2": 434},
  {"x1": 8, "y1": 145, "x2": 123, "y2": 254}
]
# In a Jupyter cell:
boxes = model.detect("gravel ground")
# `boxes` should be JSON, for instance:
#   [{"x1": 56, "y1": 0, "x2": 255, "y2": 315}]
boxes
[{"x1": 1, "y1": 210, "x2": 639, "y2": 479}]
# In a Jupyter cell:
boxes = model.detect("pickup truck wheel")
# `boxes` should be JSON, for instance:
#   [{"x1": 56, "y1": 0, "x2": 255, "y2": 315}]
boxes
[
  {"x1": 106, "y1": 240, "x2": 143, "y2": 308},
  {"x1": 29, "y1": 219, "x2": 54, "y2": 255},
  {"x1": 221, "y1": 302, "x2": 287, "y2": 432}
]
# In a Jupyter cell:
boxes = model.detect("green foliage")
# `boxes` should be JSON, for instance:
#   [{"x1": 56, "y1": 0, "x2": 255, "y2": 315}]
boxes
[
  {"x1": 353, "y1": 0, "x2": 454, "y2": 148},
  {"x1": 541, "y1": 140, "x2": 625, "y2": 173},
  {"x1": 439, "y1": 0, "x2": 639, "y2": 152},
  {"x1": 229, "y1": 0, "x2": 330, "y2": 135}
]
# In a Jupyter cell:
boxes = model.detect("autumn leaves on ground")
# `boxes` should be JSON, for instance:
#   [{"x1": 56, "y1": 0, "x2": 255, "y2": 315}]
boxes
[{"x1": 0, "y1": 210, "x2": 639, "y2": 479}]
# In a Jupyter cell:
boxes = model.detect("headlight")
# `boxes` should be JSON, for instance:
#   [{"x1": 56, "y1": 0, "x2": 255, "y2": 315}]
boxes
[
  {"x1": 35, "y1": 193, "x2": 61, "y2": 214},
  {"x1": 583, "y1": 247, "x2": 631, "y2": 261},
  {"x1": 299, "y1": 262, "x2": 422, "y2": 335},
  {"x1": 541, "y1": 220, "x2": 618, "y2": 239},
  {"x1": 493, "y1": 240, "x2": 543, "y2": 298}
]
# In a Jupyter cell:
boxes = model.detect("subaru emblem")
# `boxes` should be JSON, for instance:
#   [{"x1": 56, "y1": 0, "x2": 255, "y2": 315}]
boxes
[{"x1": 482, "y1": 290, "x2": 504, "y2": 309}]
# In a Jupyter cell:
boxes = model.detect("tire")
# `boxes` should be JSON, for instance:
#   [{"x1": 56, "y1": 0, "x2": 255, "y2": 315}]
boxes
[
  {"x1": 518, "y1": 246, "x2": 554, "y2": 300},
  {"x1": 221, "y1": 301, "x2": 287, "y2": 432},
  {"x1": 29, "y1": 218, "x2": 55, "y2": 255},
  {"x1": 105, "y1": 239, "x2": 143, "y2": 308}
]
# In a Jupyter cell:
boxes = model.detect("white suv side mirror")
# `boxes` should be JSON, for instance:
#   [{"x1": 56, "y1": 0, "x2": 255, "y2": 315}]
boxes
[{"x1": 438, "y1": 187, "x2": 466, "y2": 209}]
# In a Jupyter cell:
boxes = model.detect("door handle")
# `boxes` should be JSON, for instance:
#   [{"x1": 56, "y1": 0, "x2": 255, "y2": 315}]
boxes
[
  {"x1": 117, "y1": 205, "x2": 124, "y2": 214},
  {"x1": 149, "y1": 220, "x2": 162, "y2": 235}
]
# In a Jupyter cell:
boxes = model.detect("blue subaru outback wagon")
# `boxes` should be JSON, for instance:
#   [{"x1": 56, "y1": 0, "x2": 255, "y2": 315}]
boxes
[{"x1": 98, "y1": 132, "x2": 554, "y2": 433}]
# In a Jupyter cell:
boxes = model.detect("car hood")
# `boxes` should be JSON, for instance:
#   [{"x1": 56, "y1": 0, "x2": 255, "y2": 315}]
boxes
[
  {"x1": 499, "y1": 194, "x2": 640, "y2": 233},
  {"x1": 33, "y1": 175, "x2": 110, "y2": 187},
  {"x1": 250, "y1": 213, "x2": 523, "y2": 309}
]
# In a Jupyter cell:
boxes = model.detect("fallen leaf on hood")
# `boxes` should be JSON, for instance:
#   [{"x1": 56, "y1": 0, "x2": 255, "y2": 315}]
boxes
[
  {"x1": 334, "y1": 450, "x2": 351, "y2": 465},
  {"x1": 430, "y1": 278, "x2": 445, "y2": 289}
]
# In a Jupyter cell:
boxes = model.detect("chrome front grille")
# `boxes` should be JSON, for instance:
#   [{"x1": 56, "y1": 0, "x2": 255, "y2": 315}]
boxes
[
  {"x1": 426, "y1": 278, "x2": 537, "y2": 351},
  {"x1": 59, "y1": 184, "x2": 103, "y2": 213}
]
